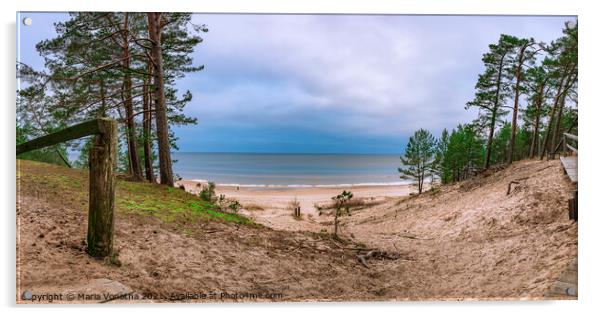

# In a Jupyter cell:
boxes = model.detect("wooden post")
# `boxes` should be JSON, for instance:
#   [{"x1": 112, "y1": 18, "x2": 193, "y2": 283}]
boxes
[
  {"x1": 87, "y1": 119, "x2": 117, "y2": 257},
  {"x1": 334, "y1": 204, "x2": 340, "y2": 237},
  {"x1": 569, "y1": 190, "x2": 578, "y2": 221},
  {"x1": 17, "y1": 118, "x2": 119, "y2": 258}
]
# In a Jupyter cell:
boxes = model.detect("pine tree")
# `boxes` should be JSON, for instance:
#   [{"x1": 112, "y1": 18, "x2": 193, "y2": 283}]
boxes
[
  {"x1": 444, "y1": 124, "x2": 484, "y2": 182},
  {"x1": 466, "y1": 35, "x2": 515, "y2": 169},
  {"x1": 523, "y1": 65, "x2": 552, "y2": 158},
  {"x1": 433, "y1": 129, "x2": 451, "y2": 184},
  {"x1": 506, "y1": 36, "x2": 539, "y2": 163},
  {"x1": 18, "y1": 12, "x2": 207, "y2": 186},
  {"x1": 398, "y1": 129, "x2": 436, "y2": 194},
  {"x1": 490, "y1": 122, "x2": 511, "y2": 165},
  {"x1": 540, "y1": 22, "x2": 578, "y2": 159}
]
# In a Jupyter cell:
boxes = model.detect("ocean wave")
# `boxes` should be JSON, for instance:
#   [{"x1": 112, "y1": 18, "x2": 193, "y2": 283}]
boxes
[{"x1": 186, "y1": 179, "x2": 411, "y2": 188}]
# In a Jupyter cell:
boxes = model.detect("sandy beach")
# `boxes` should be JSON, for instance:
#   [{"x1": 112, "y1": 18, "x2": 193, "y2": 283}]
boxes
[{"x1": 176, "y1": 180, "x2": 414, "y2": 232}]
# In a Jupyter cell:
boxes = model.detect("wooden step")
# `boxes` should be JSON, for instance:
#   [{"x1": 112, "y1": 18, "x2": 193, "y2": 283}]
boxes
[
  {"x1": 560, "y1": 156, "x2": 578, "y2": 184},
  {"x1": 544, "y1": 257, "x2": 578, "y2": 300}
]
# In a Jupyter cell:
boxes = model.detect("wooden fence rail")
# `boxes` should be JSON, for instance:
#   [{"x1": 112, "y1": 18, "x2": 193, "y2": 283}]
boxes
[
  {"x1": 563, "y1": 133, "x2": 578, "y2": 155},
  {"x1": 560, "y1": 132, "x2": 577, "y2": 221},
  {"x1": 17, "y1": 118, "x2": 117, "y2": 257}
]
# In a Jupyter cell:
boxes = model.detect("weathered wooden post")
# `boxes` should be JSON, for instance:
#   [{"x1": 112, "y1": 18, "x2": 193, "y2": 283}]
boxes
[
  {"x1": 86, "y1": 119, "x2": 117, "y2": 257},
  {"x1": 569, "y1": 190, "x2": 578, "y2": 221},
  {"x1": 17, "y1": 118, "x2": 119, "y2": 258}
]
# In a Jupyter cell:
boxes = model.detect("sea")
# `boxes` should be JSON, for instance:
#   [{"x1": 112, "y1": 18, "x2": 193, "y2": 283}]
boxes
[{"x1": 172, "y1": 152, "x2": 408, "y2": 188}]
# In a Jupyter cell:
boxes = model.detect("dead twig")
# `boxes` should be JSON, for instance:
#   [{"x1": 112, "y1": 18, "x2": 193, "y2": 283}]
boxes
[{"x1": 400, "y1": 234, "x2": 433, "y2": 240}]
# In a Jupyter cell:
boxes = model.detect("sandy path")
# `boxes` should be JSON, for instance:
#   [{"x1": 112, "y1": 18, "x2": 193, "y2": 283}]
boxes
[
  {"x1": 176, "y1": 181, "x2": 413, "y2": 232},
  {"x1": 179, "y1": 159, "x2": 578, "y2": 299},
  {"x1": 339, "y1": 160, "x2": 578, "y2": 298}
]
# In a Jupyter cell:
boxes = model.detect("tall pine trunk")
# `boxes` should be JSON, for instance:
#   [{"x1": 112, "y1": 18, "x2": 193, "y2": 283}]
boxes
[
  {"x1": 148, "y1": 12, "x2": 174, "y2": 186},
  {"x1": 507, "y1": 45, "x2": 527, "y2": 164},
  {"x1": 142, "y1": 62, "x2": 156, "y2": 183},
  {"x1": 540, "y1": 71, "x2": 569, "y2": 159},
  {"x1": 529, "y1": 83, "x2": 545, "y2": 158},
  {"x1": 122, "y1": 13, "x2": 143, "y2": 180},
  {"x1": 484, "y1": 109, "x2": 497, "y2": 169},
  {"x1": 551, "y1": 95, "x2": 566, "y2": 155},
  {"x1": 484, "y1": 53, "x2": 506, "y2": 169},
  {"x1": 551, "y1": 73, "x2": 576, "y2": 153}
]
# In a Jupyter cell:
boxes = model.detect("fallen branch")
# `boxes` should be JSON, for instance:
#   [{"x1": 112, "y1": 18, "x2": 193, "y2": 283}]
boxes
[
  {"x1": 356, "y1": 250, "x2": 410, "y2": 268},
  {"x1": 536, "y1": 165, "x2": 554, "y2": 173},
  {"x1": 400, "y1": 234, "x2": 433, "y2": 240},
  {"x1": 507, "y1": 177, "x2": 529, "y2": 195},
  {"x1": 330, "y1": 238, "x2": 374, "y2": 252},
  {"x1": 507, "y1": 181, "x2": 520, "y2": 195}
]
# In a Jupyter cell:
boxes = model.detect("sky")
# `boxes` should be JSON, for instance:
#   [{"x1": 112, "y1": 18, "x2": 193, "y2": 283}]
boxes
[{"x1": 17, "y1": 13, "x2": 576, "y2": 154}]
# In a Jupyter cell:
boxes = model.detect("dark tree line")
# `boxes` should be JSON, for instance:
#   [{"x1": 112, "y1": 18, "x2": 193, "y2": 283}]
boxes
[
  {"x1": 17, "y1": 12, "x2": 208, "y2": 186},
  {"x1": 400, "y1": 21, "x2": 577, "y2": 192}
]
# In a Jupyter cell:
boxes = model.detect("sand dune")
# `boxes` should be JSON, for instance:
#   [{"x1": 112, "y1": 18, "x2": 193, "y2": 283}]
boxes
[{"x1": 17, "y1": 159, "x2": 577, "y2": 302}]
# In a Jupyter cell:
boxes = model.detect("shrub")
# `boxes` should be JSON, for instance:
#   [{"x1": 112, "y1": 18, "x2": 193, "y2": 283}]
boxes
[
  {"x1": 331, "y1": 190, "x2": 353, "y2": 237},
  {"x1": 199, "y1": 182, "x2": 216, "y2": 202}
]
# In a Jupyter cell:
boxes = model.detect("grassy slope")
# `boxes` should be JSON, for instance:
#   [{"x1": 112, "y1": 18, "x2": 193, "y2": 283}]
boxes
[{"x1": 17, "y1": 159, "x2": 252, "y2": 226}]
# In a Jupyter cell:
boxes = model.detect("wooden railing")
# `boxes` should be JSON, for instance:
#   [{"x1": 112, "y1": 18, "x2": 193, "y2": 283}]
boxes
[
  {"x1": 561, "y1": 132, "x2": 578, "y2": 221},
  {"x1": 563, "y1": 132, "x2": 578, "y2": 155},
  {"x1": 17, "y1": 118, "x2": 117, "y2": 258}
]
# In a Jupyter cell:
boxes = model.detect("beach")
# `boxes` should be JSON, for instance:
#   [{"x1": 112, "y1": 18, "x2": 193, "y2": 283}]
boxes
[
  {"x1": 173, "y1": 152, "x2": 413, "y2": 231},
  {"x1": 176, "y1": 180, "x2": 413, "y2": 232}
]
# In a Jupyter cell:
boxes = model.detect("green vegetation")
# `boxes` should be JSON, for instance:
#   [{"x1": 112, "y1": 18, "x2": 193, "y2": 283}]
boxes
[
  {"x1": 199, "y1": 181, "x2": 217, "y2": 202},
  {"x1": 118, "y1": 181, "x2": 249, "y2": 224},
  {"x1": 331, "y1": 190, "x2": 353, "y2": 238},
  {"x1": 197, "y1": 181, "x2": 243, "y2": 214},
  {"x1": 398, "y1": 129, "x2": 436, "y2": 194},
  {"x1": 18, "y1": 160, "x2": 252, "y2": 226}
]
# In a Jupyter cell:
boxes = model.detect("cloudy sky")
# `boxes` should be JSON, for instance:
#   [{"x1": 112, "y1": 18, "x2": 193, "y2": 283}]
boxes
[{"x1": 18, "y1": 13, "x2": 575, "y2": 154}]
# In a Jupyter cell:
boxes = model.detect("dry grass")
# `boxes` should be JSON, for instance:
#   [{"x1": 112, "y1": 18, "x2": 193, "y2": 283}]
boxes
[
  {"x1": 288, "y1": 198, "x2": 301, "y2": 210},
  {"x1": 316, "y1": 197, "x2": 382, "y2": 211}
]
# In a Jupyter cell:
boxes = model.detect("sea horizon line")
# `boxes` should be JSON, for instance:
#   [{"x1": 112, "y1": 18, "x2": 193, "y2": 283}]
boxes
[{"x1": 173, "y1": 151, "x2": 402, "y2": 156}]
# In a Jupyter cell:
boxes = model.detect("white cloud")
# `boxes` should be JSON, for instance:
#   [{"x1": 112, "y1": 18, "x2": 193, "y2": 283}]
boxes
[{"x1": 184, "y1": 14, "x2": 572, "y2": 138}]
